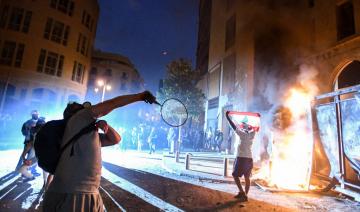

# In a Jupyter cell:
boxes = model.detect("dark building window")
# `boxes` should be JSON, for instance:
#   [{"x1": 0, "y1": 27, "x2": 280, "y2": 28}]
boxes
[
  {"x1": 14, "y1": 43, "x2": 24, "y2": 67},
  {"x1": 0, "y1": 41, "x2": 16, "y2": 65},
  {"x1": 223, "y1": 53, "x2": 236, "y2": 93},
  {"x1": 337, "y1": 1, "x2": 355, "y2": 40},
  {"x1": 76, "y1": 33, "x2": 88, "y2": 56},
  {"x1": 308, "y1": 0, "x2": 315, "y2": 8},
  {"x1": 72, "y1": 61, "x2": 85, "y2": 83},
  {"x1": 37, "y1": 49, "x2": 46, "y2": 72},
  {"x1": 22, "y1": 11, "x2": 32, "y2": 33},
  {"x1": 63, "y1": 26, "x2": 70, "y2": 46},
  {"x1": 3, "y1": 7, "x2": 32, "y2": 33},
  {"x1": 0, "y1": 41, "x2": 24, "y2": 67},
  {"x1": 43, "y1": 18, "x2": 70, "y2": 46},
  {"x1": 50, "y1": 0, "x2": 75, "y2": 16},
  {"x1": 51, "y1": 21, "x2": 65, "y2": 43},
  {"x1": 225, "y1": 15, "x2": 236, "y2": 50},
  {"x1": 0, "y1": 5, "x2": 9, "y2": 28},
  {"x1": 81, "y1": 36, "x2": 87, "y2": 55},
  {"x1": 338, "y1": 60, "x2": 360, "y2": 89},
  {"x1": 81, "y1": 10, "x2": 93, "y2": 31},
  {"x1": 44, "y1": 18, "x2": 53, "y2": 39},
  {"x1": 45, "y1": 52, "x2": 59, "y2": 75},
  {"x1": 8, "y1": 7, "x2": 24, "y2": 31},
  {"x1": 37, "y1": 49, "x2": 64, "y2": 77}
]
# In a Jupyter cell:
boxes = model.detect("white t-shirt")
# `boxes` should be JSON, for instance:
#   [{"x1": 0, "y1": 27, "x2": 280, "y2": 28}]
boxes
[
  {"x1": 234, "y1": 127, "x2": 255, "y2": 158},
  {"x1": 48, "y1": 108, "x2": 101, "y2": 193}
]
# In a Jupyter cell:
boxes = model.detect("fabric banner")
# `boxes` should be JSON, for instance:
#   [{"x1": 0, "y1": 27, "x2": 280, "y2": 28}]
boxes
[{"x1": 227, "y1": 111, "x2": 261, "y2": 131}]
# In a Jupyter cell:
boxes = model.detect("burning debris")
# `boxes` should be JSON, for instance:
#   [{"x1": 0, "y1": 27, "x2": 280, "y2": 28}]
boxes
[{"x1": 255, "y1": 65, "x2": 319, "y2": 191}]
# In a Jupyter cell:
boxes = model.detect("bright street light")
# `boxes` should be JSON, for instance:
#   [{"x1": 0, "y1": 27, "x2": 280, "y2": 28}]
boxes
[
  {"x1": 97, "y1": 80, "x2": 104, "y2": 86},
  {"x1": 95, "y1": 79, "x2": 111, "y2": 102}
]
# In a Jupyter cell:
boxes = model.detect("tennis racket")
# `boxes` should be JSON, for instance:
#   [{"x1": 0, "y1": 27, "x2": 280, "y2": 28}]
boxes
[{"x1": 154, "y1": 98, "x2": 188, "y2": 127}]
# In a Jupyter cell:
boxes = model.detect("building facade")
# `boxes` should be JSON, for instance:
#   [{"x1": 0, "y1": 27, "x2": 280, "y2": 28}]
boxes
[
  {"x1": 86, "y1": 50, "x2": 144, "y2": 103},
  {"x1": 0, "y1": 0, "x2": 99, "y2": 118},
  {"x1": 85, "y1": 50, "x2": 144, "y2": 129},
  {"x1": 197, "y1": 0, "x2": 360, "y2": 197},
  {"x1": 198, "y1": 0, "x2": 360, "y2": 148}
]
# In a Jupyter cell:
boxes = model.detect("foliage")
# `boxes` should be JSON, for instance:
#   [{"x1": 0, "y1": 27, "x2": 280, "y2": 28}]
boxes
[{"x1": 157, "y1": 58, "x2": 205, "y2": 121}]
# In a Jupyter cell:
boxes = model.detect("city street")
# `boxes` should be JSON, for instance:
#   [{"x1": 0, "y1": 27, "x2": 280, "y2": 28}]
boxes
[{"x1": 0, "y1": 149, "x2": 358, "y2": 211}]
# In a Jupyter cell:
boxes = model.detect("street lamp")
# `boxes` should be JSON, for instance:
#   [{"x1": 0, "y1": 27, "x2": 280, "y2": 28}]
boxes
[{"x1": 94, "y1": 79, "x2": 111, "y2": 102}]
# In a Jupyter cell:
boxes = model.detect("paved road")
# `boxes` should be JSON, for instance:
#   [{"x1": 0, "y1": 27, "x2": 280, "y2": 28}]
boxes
[{"x1": 0, "y1": 161, "x2": 292, "y2": 212}]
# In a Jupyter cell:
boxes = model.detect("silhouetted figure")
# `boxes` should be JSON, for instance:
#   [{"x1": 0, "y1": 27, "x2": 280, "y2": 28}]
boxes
[
  {"x1": 42, "y1": 91, "x2": 156, "y2": 212},
  {"x1": 214, "y1": 129, "x2": 223, "y2": 152},
  {"x1": 16, "y1": 110, "x2": 40, "y2": 176},
  {"x1": 167, "y1": 127, "x2": 177, "y2": 154},
  {"x1": 147, "y1": 127, "x2": 157, "y2": 154},
  {"x1": 226, "y1": 111, "x2": 258, "y2": 202}
]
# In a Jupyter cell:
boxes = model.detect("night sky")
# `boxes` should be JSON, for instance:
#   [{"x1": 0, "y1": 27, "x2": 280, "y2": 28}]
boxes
[{"x1": 95, "y1": 0, "x2": 199, "y2": 92}]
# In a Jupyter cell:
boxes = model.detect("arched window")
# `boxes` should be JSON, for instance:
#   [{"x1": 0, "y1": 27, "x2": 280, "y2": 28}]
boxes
[
  {"x1": 32, "y1": 88, "x2": 44, "y2": 99},
  {"x1": 337, "y1": 61, "x2": 360, "y2": 89}
]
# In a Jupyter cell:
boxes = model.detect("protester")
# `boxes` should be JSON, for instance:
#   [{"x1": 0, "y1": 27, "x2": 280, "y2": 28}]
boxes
[
  {"x1": 33, "y1": 117, "x2": 54, "y2": 189},
  {"x1": 205, "y1": 127, "x2": 213, "y2": 150},
  {"x1": 16, "y1": 110, "x2": 40, "y2": 176},
  {"x1": 42, "y1": 91, "x2": 156, "y2": 212},
  {"x1": 131, "y1": 127, "x2": 138, "y2": 149},
  {"x1": 167, "y1": 127, "x2": 177, "y2": 154},
  {"x1": 18, "y1": 138, "x2": 37, "y2": 182},
  {"x1": 194, "y1": 129, "x2": 203, "y2": 152},
  {"x1": 137, "y1": 125, "x2": 146, "y2": 152},
  {"x1": 147, "y1": 127, "x2": 157, "y2": 154},
  {"x1": 214, "y1": 129, "x2": 223, "y2": 152},
  {"x1": 226, "y1": 111, "x2": 258, "y2": 202}
]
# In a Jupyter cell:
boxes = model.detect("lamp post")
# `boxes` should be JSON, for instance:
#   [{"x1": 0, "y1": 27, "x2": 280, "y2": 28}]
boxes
[{"x1": 94, "y1": 79, "x2": 111, "y2": 102}]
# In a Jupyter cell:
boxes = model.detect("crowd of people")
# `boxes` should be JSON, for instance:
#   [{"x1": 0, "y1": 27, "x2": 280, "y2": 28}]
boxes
[
  {"x1": 115, "y1": 123, "x2": 227, "y2": 154},
  {"x1": 12, "y1": 91, "x2": 257, "y2": 211}
]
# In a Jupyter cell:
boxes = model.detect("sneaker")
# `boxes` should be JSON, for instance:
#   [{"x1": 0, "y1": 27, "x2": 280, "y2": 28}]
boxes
[
  {"x1": 239, "y1": 195, "x2": 248, "y2": 202},
  {"x1": 234, "y1": 192, "x2": 248, "y2": 202},
  {"x1": 234, "y1": 192, "x2": 245, "y2": 198}
]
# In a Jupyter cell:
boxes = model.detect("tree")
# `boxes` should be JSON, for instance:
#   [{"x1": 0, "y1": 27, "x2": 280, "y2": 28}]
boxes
[{"x1": 157, "y1": 58, "x2": 205, "y2": 123}]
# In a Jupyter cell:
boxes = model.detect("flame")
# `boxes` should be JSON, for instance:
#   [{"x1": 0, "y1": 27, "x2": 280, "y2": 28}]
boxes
[{"x1": 257, "y1": 87, "x2": 315, "y2": 191}]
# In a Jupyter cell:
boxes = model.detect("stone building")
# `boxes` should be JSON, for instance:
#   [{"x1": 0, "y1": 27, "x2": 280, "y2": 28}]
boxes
[
  {"x1": 85, "y1": 50, "x2": 144, "y2": 128},
  {"x1": 197, "y1": 0, "x2": 360, "y2": 198},
  {"x1": 0, "y1": 0, "x2": 99, "y2": 118},
  {"x1": 86, "y1": 50, "x2": 144, "y2": 103},
  {"x1": 197, "y1": 0, "x2": 360, "y2": 146}
]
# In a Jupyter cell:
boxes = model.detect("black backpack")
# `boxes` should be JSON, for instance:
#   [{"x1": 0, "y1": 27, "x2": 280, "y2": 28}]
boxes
[{"x1": 34, "y1": 119, "x2": 96, "y2": 174}]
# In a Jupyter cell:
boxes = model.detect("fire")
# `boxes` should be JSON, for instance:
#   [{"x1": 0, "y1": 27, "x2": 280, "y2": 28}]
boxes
[{"x1": 257, "y1": 87, "x2": 315, "y2": 191}]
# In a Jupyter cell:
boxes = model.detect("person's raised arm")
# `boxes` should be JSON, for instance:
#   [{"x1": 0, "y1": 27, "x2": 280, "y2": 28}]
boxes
[
  {"x1": 225, "y1": 111, "x2": 237, "y2": 131},
  {"x1": 96, "y1": 120, "x2": 121, "y2": 147},
  {"x1": 91, "y1": 91, "x2": 156, "y2": 118}
]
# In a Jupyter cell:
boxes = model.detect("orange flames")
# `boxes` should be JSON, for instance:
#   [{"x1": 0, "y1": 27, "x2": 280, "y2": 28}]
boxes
[{"x1": 257, "y1": 87, "x2": 315, "y2": 191}]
